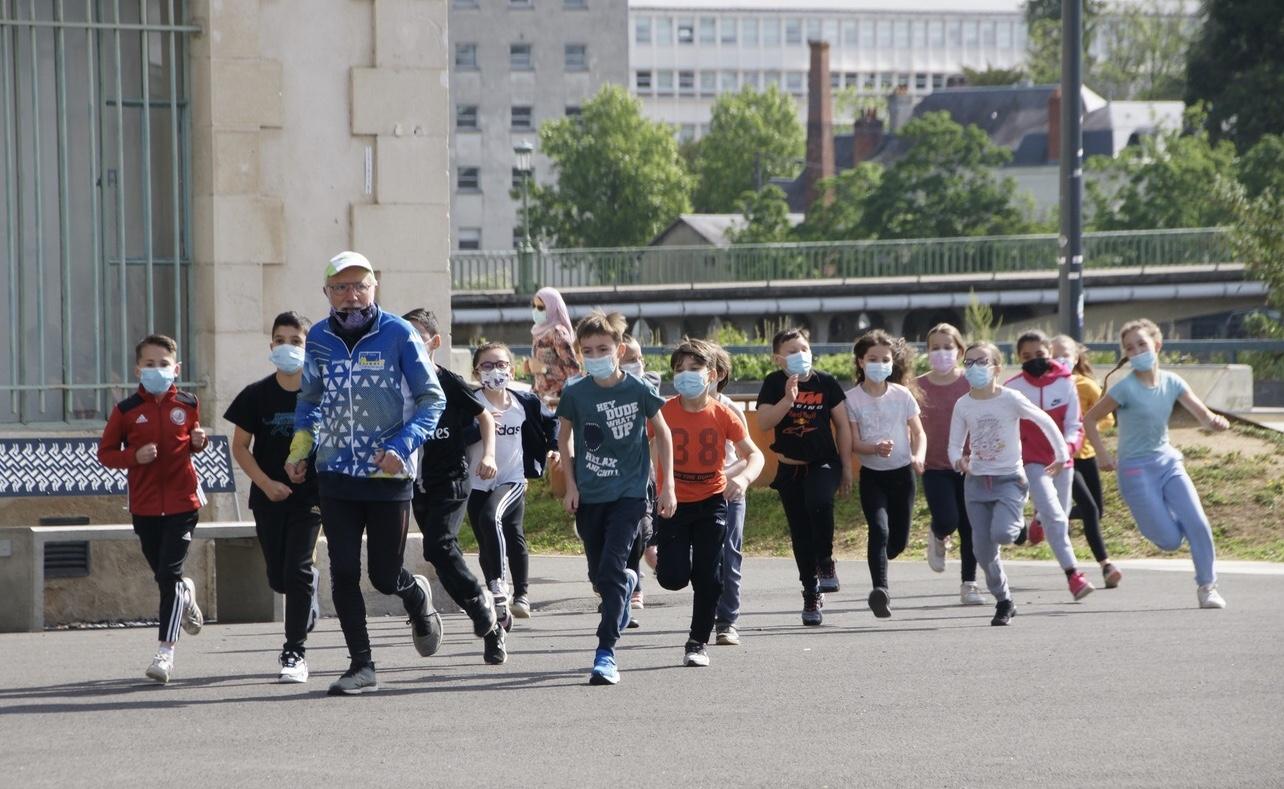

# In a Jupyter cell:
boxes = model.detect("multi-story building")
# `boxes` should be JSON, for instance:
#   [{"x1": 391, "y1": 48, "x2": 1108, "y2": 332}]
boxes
[
  {"x1": 629, "y1": 0, "x2": 1029, "y2": 141},
  {"x1": 449, "y1": 0, "x2": 629, "y2": 252}
]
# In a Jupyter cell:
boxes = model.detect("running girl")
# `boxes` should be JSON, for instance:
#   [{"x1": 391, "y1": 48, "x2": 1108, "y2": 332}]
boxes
[
  {"x1": 948, "y1": 342, "x2": 1072, "y2": 626},
  {"x1": 1082, "y1": 319, "x2": 1229, "y2": 609},
  {"x1": 845, "y1": 331, "x2": 925, "y2": 619}
]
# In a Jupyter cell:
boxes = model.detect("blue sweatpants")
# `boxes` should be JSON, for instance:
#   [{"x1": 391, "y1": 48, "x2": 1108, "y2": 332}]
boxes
[
  {"x1": 715, "y1": 495, "x2": 746, "y2": 626},
  {"x1": 1116, "y1": 446, "x2": 1217, "y2": 586}
]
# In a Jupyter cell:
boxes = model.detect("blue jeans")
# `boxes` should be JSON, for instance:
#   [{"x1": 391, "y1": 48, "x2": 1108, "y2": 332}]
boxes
[
  {"x1": 576, "y1": 497, "x2": 646, "y2": 654},
  {"x1": 716, "y1": 496, "x2": 746, "y2": 625},
  {"x1": 1116, "y1": 446, "x2": 1217, "y2": 586}
]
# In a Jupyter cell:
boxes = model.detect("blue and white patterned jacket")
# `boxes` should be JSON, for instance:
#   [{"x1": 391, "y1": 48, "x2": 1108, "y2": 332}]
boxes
[{"x1": 294, "y1": 308, "x2": 445, "y2": 482}]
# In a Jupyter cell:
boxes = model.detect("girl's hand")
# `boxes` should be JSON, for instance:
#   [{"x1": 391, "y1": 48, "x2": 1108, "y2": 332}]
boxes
[
  {"x1": 875, "y1": 439, "x2": 894, "y2": 458},
  {"x1": 954, "y1": 456, "x2": 970, "y2": 475},
  {"x1": 477, "y1": 454, "x2": 498, "y2": 480},
  {"x1": 1099, "y1": 453, "x2": 1117, "y2": 472},
  {"x1": 1207, "y1": 414, "x2": 1230, "y2": 432},
  {"x1": 1046, "y1": 460, "x2": 1066, "y2": 477},
  {"x1": 911, "y1": 457, "x2": 925, "y2": 475}
]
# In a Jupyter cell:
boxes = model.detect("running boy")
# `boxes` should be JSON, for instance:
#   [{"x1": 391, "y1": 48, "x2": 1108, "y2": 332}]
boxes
[
  {"x1": 653, "y1": 339, "x2": 763, "y2": 667},
  {"x1": 917, "y1": 323, "x2": 983, "y2": 605},
  {"x1": 1006, "y1": 331, "x2": 1096, "y2": 601},
  {"x1": 402, "y1": 309, "x2": 505, "y2": 665},
  {"x1": 556, "y1": 311, "x2": 675, "y2": 685},
  {"x1": 756, "y1": 328, "x2": 852, "y2": 625},
  {"x1": 225, "y1": 312, "x2": 324, "y2": 683},
  {"x1": 948, "y1": 342, "x2": 1071, "y2": 626},
  {"x1": 1083, "y1": 319, "x2": 1229, "y2": 608},
  {"x1": 846, "y1": 331, "x2": 925, "y2": 619},
  {"x1": 98, "y1": 334, "x2": 208, "y2": 683}
]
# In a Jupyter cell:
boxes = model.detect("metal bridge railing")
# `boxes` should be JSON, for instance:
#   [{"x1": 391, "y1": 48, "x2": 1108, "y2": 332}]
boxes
[{"x1": 452, "y1": 227, "x2": 1234, "y2": 293}]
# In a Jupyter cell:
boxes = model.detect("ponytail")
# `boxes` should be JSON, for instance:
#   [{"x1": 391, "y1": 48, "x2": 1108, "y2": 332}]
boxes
[{"x1": 1102, "y1": 356, "x2": 1129, "y2": 391}]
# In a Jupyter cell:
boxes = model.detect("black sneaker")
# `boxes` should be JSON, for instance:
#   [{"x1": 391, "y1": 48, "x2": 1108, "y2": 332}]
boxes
[
  {"x1": 817, "y1": 559, "x2": 840, "y2": 593},
  {"x1": 483, "y1": 625, "x2": 508, "y2": 665},
  {"x1": 327, "y1": 661, "x2": 377, "y2": 695},
  {"x1": 496, "y1": 602, "x2": 514, "y2": 633},
  {"x1": 991, "y1": 599, "x2": 1017, "y2": 626},
  {"x1": 868, "y1": 587, "x2": 892, "y2": 619},
  {"x1": 801, "y1": 591, "x2": 824, "y2": 626},
  {"x1": 1014, "y1": 525, "x2": 1029, "y2": 546},
  {"x1": 409, "y1": 575, "x2": 444, "y2": 657},
  {"x1": 464, "y1": 589, "x2": 498, "y2": 639},
  {"x1": 683, "y1": 640, "x2": 710, "y2": 667}
]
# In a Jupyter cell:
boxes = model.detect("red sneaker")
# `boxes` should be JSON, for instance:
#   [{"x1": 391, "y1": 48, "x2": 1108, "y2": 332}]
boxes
[
  {"x1": 1027, "y1": 519, "x2": 1045, "y2": 546},
  {"x1": 1068, "y1": 570, "x2": 1095, "y2": 601}
]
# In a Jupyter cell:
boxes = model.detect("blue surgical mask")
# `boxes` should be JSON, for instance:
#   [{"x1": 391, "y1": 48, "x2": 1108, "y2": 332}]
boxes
[
  {"x1": 673, "y1": 370, "x2": 708, "y2": 398},
  {"x1": 964, "y1": 364, "x2": 994, "y2": 389},
  {"x1": 583, "y1": 354, "x2": 617, "y2": 380},
  {"x1": 863, "y1": 361, "x2": 893, "y2": 383},
  {"x1": 532, "y1": 308, "x2": 546, "y2": 326},
  {"x1": 140, "y1": 366, "x2": 176, "y2": 395},
  {"x1": 784, "y1": 351, "x2": 812, "y2": 377},
  {"x1": 1129, "y1": 350, "x2": 1156, "y2": 372},
  {"x1": 270, "y1": 344, "x2": 305, "y2": 374}
]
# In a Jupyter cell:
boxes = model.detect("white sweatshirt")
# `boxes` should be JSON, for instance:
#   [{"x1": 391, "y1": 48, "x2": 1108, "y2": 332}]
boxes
[{"x1": 948, "y1": 387, "x2": 1069, "y2": 477}]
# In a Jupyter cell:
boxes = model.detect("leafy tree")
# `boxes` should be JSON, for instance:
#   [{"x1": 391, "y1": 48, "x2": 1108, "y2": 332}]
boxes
[
  {"x1": 1185, "y1": 0, "x2": 1284, "y2": 153},
  {"x1": 961, "y1": 65, "x2": 1027, "y2": 87},
  {"x1": 795, "y1": 164, "x2": 883, "y2": 241},
  {"x1": 859, "y1": 112, "x2": 1035, "y2": 239},
  {"x1": 1024, "y1": 0, "x2": 1105, "y2": 85},
  {"x1": 523, "y1": 86, "x2": 693, "y2": 248},
  {"x1": 1238, "y1": 134, "x2": 1284, "y2": 199},
  {"x1": 1086, "y1": 107, "x2": 1238, "y2": 230},
  {"x1": 691, "y1": 86, "x2": 804, "y2": 213},
  {"x1": 1092, "y1": 0, "x2": 1195, "y2": 100},
  {"x1": 728, "y1": 185, "x2": 793, "y2": 244},
  {"x1": 1219, "y1": 178, "x2": 1284, "y2": 312}
]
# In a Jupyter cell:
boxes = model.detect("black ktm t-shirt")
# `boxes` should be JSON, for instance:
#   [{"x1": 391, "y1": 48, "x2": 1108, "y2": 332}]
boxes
[
  {"x1": 418, "y1": 365, "x2": 487, "y2": 490},
  {"x1": 757, "y1": 369, "x2": 847, "y2": 464},
  {"x1": 224, "y1": 373, "x2": 319, "y2": 511}
]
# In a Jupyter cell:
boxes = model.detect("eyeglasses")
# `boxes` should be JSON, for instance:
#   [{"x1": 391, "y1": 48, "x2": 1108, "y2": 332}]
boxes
[
  {"x1": 326, "y1": 282, "x2": 374, "y2": 295},
  {"x1": 477, "y1": 360, "x2": 511, "y2": 372},
  {"x1": 962, "y1": 358, "x2": 992, "y2": 368}
]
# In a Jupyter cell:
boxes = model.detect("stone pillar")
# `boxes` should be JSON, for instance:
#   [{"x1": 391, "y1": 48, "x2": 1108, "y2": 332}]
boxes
[{"x1": 804, "y1": 40, "x2": 835, "y2": 212}]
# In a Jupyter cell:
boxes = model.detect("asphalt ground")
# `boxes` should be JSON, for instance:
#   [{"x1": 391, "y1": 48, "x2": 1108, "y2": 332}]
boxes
[{"x1": 2, "y1": 554, "x2": 1282, "y2": 788}]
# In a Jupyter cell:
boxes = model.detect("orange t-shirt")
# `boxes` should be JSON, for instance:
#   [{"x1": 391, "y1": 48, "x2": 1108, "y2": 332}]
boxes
[{"x1": 651, "y1": 397, "x2": 747, "y2": 503}]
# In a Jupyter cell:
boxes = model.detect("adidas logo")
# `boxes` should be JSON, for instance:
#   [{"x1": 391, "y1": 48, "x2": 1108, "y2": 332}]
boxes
[{"x1": 136, "y1": 414, "x2": 148, "y2": 423}]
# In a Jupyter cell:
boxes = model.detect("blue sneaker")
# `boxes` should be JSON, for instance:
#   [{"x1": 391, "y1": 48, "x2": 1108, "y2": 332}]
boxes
[
  {"x1": 620, "y1": 569, "x2": 638, "y2": 632},
  {"x1": 589, "y1": 649, "x2": 619, "y2": 685}
]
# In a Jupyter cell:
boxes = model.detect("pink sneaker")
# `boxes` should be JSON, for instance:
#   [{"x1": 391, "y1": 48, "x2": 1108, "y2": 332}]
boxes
[
  {"x1": 1068, "y1": 570, "x2": 1095, "y2": 600},
  {"x1": 1027, "y1": 519, "x2": 1045, "y2": 547}
]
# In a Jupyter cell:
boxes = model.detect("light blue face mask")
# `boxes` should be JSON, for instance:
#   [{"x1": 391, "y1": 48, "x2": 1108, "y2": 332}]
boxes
[
  {"x1": 863, "y1": 361, "x2": 893, "y2": 383},
  {"x1": 964, "y1": 364, "x2": 994, "y2": 389},
  {"x1": 270, "y1": 344, "x2": 305, "y2": 374},
  {"x1": 673, "y1": 370, "x2": 708, "y2": 398},
  {"x1": 584, "y1": 354, "x2": 617, "y2": 380},
  {"x1": 532, "y1": 308, "x2": 546, "y2": 326},
  {"x1": 1129, "y1": 350, "x2": 1156, "y2": 372},
  {"x1": 784, "y1": 350, "x2": 812, "y2": 377},
  {"x1": 140, "y1": 366, "x2": 176, "y2": 395}
]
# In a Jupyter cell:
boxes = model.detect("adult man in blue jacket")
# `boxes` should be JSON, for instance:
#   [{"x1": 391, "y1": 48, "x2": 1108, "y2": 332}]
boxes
[{"x1": 287, "y1": 250, "x2": 446, "y2": 695}]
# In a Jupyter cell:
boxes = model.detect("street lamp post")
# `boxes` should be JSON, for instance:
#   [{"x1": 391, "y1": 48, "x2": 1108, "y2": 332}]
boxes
[
  {"x1": 514, "y1": 140, "x2": 535, "y2": 295},
  {"x1": 1058, "y1": 0, "x2": 1085, "y2": 340}
]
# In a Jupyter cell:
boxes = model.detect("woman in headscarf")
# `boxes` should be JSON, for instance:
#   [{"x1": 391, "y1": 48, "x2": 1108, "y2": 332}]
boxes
[{"x1": 526, "y1": 286, "x2": 580, "y2": 403}]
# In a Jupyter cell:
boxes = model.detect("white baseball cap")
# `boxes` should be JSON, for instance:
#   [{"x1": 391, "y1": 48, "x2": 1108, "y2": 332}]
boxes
[{"x1": 325, "y1": 250, "x2": 374, "y2": 280}]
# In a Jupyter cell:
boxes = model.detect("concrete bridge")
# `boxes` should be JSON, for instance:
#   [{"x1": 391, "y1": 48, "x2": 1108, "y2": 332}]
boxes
[{"x1": 450, "y1": 228, "x2": 1266, "y2": 343}]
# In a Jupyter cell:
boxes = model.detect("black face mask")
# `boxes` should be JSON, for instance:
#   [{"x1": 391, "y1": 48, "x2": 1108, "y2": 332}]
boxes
[{"x1": 1022, "y1": 357, "x2": 1052, "y2": 377}]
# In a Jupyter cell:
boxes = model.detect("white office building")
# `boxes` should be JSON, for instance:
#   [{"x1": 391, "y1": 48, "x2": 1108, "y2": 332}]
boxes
[{"x1": 628, "y1": 0, "x2": 1030, "y2": 140}]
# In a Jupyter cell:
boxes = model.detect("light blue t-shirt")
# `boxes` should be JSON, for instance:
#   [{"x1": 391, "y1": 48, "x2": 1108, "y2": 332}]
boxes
[
  {"x1": 555, "y1": 373, "x2": 665, "y2": 504},
  {"x1": 1107, "y1": 370, "x2": 1188, "y2": 460}
]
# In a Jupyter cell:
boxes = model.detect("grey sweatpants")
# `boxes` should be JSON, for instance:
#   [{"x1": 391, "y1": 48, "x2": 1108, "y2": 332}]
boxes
[
  {"x1": 1025, "y1": 462, "x2": 1077, "y2": 570},
  {"x1": 963, "y1": 473, "x2": 1029, "y2": 603}
]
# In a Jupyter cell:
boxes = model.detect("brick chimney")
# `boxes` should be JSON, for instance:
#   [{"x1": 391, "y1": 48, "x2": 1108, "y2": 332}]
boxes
[
  {"x1": 852, "y1": 107, "x2": 884, "y2": 165},
  {"x1": 804, "y1": 39, "x2": 835, "y2": 211},
  {"x1": 1047, "y1": 87, "x2": 1061, "y2": 163}
]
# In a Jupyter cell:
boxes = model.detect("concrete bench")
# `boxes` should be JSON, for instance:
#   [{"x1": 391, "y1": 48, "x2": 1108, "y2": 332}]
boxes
[{"x1": 0, "y1": 521, "x2": 276, "y2": 633}]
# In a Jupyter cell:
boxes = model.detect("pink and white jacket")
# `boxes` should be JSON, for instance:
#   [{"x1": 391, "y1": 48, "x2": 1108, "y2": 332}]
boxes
[{"x1": 1004, "y1": 360, "x2": 1082, "y2": 466}]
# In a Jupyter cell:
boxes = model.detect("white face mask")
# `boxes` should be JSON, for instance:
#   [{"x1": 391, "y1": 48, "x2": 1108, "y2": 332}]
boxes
[
  {"x1": 620, "y1": 362, "x2": 643, "y2": 377},
  {"x1": 480, "y1": 369, "x2": 510, "y2": 390}
]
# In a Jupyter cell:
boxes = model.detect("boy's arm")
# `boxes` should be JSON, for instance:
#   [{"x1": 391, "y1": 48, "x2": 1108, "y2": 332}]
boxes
[
  {"x1": 831, "y1": 408, "x2": 853, "y2": 496},
  {"x1": 288, "y1": 350, "x2": 323, "y2": 466},
  {"x1": 230, "y1": 426, "x2": 291, "y2": 501},
  {"x1": 731, "y1": 437, "x2": 764, "y2": 487},
  {"x1": 97, "y1": 406, "x2": 136, "y2": 469},
  {"x1": 649, "y1": 412, "x2": 676, "y2": 519},
  {"x1": 386, "y1": 334, "x2": 447, "y2": 466},
  {"x1": 557, "y1": 417, "x2": 579, "y2": 513}
]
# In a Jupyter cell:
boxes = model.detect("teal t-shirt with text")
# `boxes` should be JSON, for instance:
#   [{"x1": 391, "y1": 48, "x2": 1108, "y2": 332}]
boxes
[
  {"x1": 555, "y1": 373, "x2": 665, "y2": 504},
  {"x1": 1108, "y1": 370, "x2": 1188, "y2": 460}
]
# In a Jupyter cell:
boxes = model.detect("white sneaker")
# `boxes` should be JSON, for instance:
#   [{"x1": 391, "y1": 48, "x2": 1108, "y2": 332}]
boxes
[
  {"x1": 181, "y1": 577, "x2": 203, "y2": 635},
  {"x1": 683, "y1": 641, "x2": 710, "y2": 667},
  {"x1": 927, "y1": 534, "x2": 948, "y2": 573},
  {"x1": 278, "y1": 651, "x2": 309, "y2": 683},
  {"x1": 307, "y1": 567, "x2": 321, "y2": 633},
  {"x1": 1198, "y1": 584, "x2": 1227, "y2": 609},
  {"x1": 146, "y1": 652, "x2": 173, "y2": 684},
  {"x1": 960, "y1": 582, "x2": 985, "y2": 606}
]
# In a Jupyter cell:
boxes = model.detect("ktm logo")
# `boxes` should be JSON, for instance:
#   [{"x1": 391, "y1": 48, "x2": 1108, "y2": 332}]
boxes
[{"x1": 794, "y1": 391, "x2": 824, "y2": 406}]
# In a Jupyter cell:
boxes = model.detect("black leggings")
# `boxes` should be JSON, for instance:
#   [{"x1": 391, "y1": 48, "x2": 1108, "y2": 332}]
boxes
[
  {"x1": 1069, "y1": 457, "x2": 1109, "y2": 563},
  {"x1": 860, "y1": 465, "x2": 916, "y2": 590},
  {"x1": 920, "y1": 469, "x2": 977, "y2": 583},
  {"x1": 133, "y1": 511, "x2": 198, "y2": 643},
  {"x1": 413, "y1": 478, "x2": 484, "y2": 609},
  {"x1": 320, "y1": 497, "x2": 425, "y2": 661},
  {"x1": 253, "y1": 505, "x2": 322, "y2": 653},
  {"x1": 771, "y1": 461, "x2": 839, "y2": 595},
  {"x1": 467, "y1": 483, "x2": 529, "y2": 599}
]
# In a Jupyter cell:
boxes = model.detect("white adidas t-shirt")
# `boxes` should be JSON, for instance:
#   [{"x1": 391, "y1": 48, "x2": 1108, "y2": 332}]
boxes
[{"x1": 468, "y1": 394, "x2": 526, "y2": 491}]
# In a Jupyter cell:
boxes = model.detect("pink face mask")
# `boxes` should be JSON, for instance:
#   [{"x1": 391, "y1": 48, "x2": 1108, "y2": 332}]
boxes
[{"x1": 929, "y1": 350, "x2": 957, "y2": 374}]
